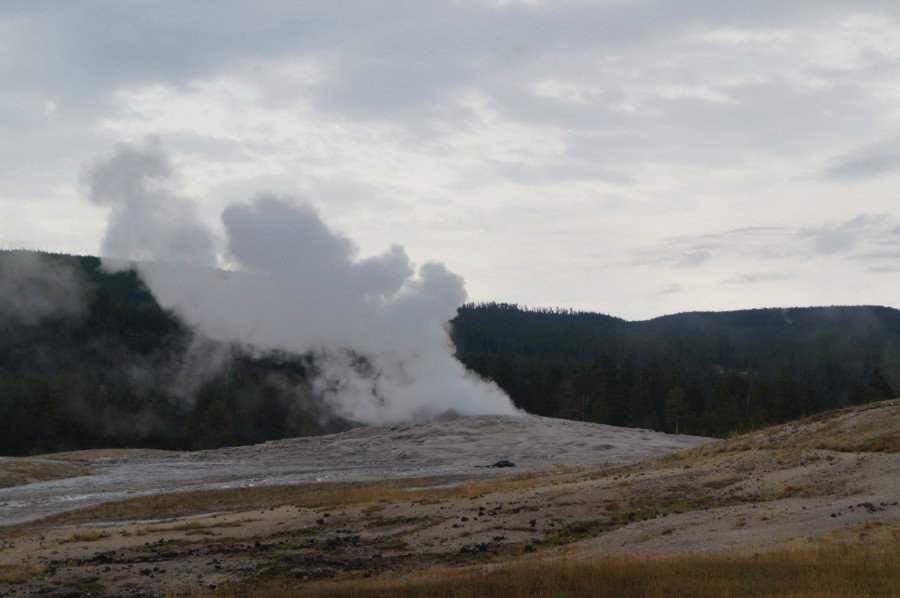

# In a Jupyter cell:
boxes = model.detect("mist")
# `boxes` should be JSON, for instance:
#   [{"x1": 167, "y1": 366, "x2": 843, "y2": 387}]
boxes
[
  {"x1": 87, "y1": 140, "x2": 518, "y2": 424},
  {"x1": 0, "y1": 251, "x2": 86, "y2": 326}
]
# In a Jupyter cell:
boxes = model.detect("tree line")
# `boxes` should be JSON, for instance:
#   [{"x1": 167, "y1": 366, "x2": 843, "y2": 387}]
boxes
[
  {"x1": 450, "y1": 302, "x2": 899, "y2": 436},
  {"x1": 2, "y1": 252, "x2": 898, "y2": 455}
]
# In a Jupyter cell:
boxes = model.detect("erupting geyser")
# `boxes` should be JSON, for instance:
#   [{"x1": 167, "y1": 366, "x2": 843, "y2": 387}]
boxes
[{"x1": 87, "y1": 139, "x2": 519, "y2": 423}]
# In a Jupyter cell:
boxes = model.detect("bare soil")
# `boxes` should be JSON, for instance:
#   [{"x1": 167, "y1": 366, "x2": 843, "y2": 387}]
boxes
[{"x1": 1, "y1": 401, "x2": 898, "y2": 597}]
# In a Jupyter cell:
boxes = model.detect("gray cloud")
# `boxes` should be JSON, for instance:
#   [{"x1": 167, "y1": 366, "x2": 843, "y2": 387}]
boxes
[
  {"x1": 489, "y1": 160, "x2": 636, "y2": 186},
  {"x1": 308, "y1": 175, "x2": 411, "y2": 215},
  {"x1": 798, "y1": 214, "x2": 888, "y2": 256},
  {"x1": 632, "y1": 217, "x2": 900, "y2": 276},
  {"x1": 810, "y1": 228, "x2": 856, "y2": 254},
  {"x1": 647, "y1": 218, "x2": 900, "y2": 265},
  {"x1": 868, "y1": 264, "x2": 900, "y2": 273},
  {"x1": 826, "y1": 148, "x2": 900, "y2": 180},
  {"x1": 5, "y1": 1, "x2": 900, "y2": 318},
  {"x1": 7, "y1": 1, "x2": 897, "y2": 142},
  {"x1": 4, "y1": 1, "x2": 900, "y2": 186},
  {"x1": 674, "y1": 250, "x2": 711, "y2": 268},
  {"x1": 723, "y1": 272, "x2": 788, "y2": 284},
  {"x1": 657, "y1": 284, "x2": 683, "y2": 295},
  {"x1": 628, "y1": 229, "x2": 775, "y2": 268}
]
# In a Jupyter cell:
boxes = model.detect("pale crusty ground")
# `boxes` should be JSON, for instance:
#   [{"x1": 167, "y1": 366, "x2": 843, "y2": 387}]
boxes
[
  {"x1": 1, "y1": 401, "x2": 898, "y2": 597},
  {"x1": 0, "y1": 414, "x2": 706, "y2": 526}
]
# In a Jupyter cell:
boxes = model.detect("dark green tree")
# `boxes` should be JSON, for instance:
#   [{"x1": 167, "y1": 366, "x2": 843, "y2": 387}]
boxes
[{"x1": 664, "y1": 383, "x2": 690, "y2": 434}]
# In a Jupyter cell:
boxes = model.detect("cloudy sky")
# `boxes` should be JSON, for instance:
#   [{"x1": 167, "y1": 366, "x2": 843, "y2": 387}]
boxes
[{"x1": 4, "y1": 0, "x2": 900, "y2": 320}]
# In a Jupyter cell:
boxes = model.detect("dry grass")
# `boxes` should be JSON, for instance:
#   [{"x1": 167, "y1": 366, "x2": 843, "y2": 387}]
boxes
[
  {"x1": 651, "y1": 399, "x2": 900, "y2": 475},
  {"x1": 608, "y1": 497, "x2": 701, "y2": 524},
  {"x1": 60, "y1": 528, "x2": 110, "y2": 543},
  {"x1": 0, "y1": 457, "x2": 90, "y2": 488},
  {"x1": 0, "y1": 564, "x2": 46, "y2": 584},
  {"x1": 757, "y1": 399, "x2": 900, "y2": 454},
  {"x1": 196, "y1": 538, "x2": 900, "y2": 598},
  {"x1": 3, "y1": 472, "x2": 551, "y2": 536},
  {"x1": 131, "y1": 517, "x2": 249, "y2": 537},
  {"x1": 46, "y1": 448, "x2": 175, "y2": 460},
  {"x1": 810, "y1": 431, "x2": 900, "y2": 453},
  {"x1": 164, "y1": 518, "x2": 247, "y2": 532}
]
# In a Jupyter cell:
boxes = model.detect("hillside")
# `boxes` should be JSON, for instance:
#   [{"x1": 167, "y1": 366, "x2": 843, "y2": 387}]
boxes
[
  {"x1": 0, "y1": 250, "x2": 348, "y2": 456},
  {"x1": 451, "y1": 302, "x2": 900, "y2": 435}
]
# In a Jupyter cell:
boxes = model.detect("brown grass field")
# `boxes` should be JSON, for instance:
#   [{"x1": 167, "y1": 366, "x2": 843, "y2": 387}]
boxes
[
  {"x1": 199, "y1": 537, "x2": 900, "y2": 598},
  {"x1": 1, "y1": 399, "x2": 898, "y2": 597}
]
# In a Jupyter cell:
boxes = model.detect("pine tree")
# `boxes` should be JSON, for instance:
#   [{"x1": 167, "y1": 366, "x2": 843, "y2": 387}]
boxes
[{"x1": 664, "y1": 383, "x2": 689, "y2": 434}]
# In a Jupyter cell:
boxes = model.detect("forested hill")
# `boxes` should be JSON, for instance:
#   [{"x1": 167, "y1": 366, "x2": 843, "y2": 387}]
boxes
[
  {"x1": 2, "y1": 249, "x2": 899, "y2": 455},
  {"x1": 0, "y1": 250, "x2": 347, "y2": 456},
  {"x1": 451, "y1": 302, "x2": 900, "y2": 435}
]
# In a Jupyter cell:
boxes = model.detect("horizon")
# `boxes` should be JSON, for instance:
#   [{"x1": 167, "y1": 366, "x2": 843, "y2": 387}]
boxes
[{"x1": 5, "y1": 244, "x2": 896, "y2": 324}]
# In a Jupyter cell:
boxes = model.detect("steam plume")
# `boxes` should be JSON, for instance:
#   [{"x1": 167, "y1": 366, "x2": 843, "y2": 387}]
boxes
[
  {"x1": 0, "y1": 251, "x2": 86, "y2": 326},
  {"x1": 88, "y1": 138, "x2": 215, "y2": 266},
  {"x1": 87, "y1": 140, "x2": 518, "y2": 424}
]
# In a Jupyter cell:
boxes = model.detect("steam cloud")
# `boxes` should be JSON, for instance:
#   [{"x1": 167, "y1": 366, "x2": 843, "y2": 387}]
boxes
[
  {"x1": 0, "y1": 251, "x2": 86, "y2": 326},
  {"x1": 87, "y1": 140, "x2": 518, "y2": 424},
  {"x1": 88, "y1": 139, "x2": 216, "y2": 266}
]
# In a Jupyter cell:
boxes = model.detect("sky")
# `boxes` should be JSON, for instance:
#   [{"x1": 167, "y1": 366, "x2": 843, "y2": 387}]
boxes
[{"x1": 3, "y1": 0, "x2": 900, "y2": 321}]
